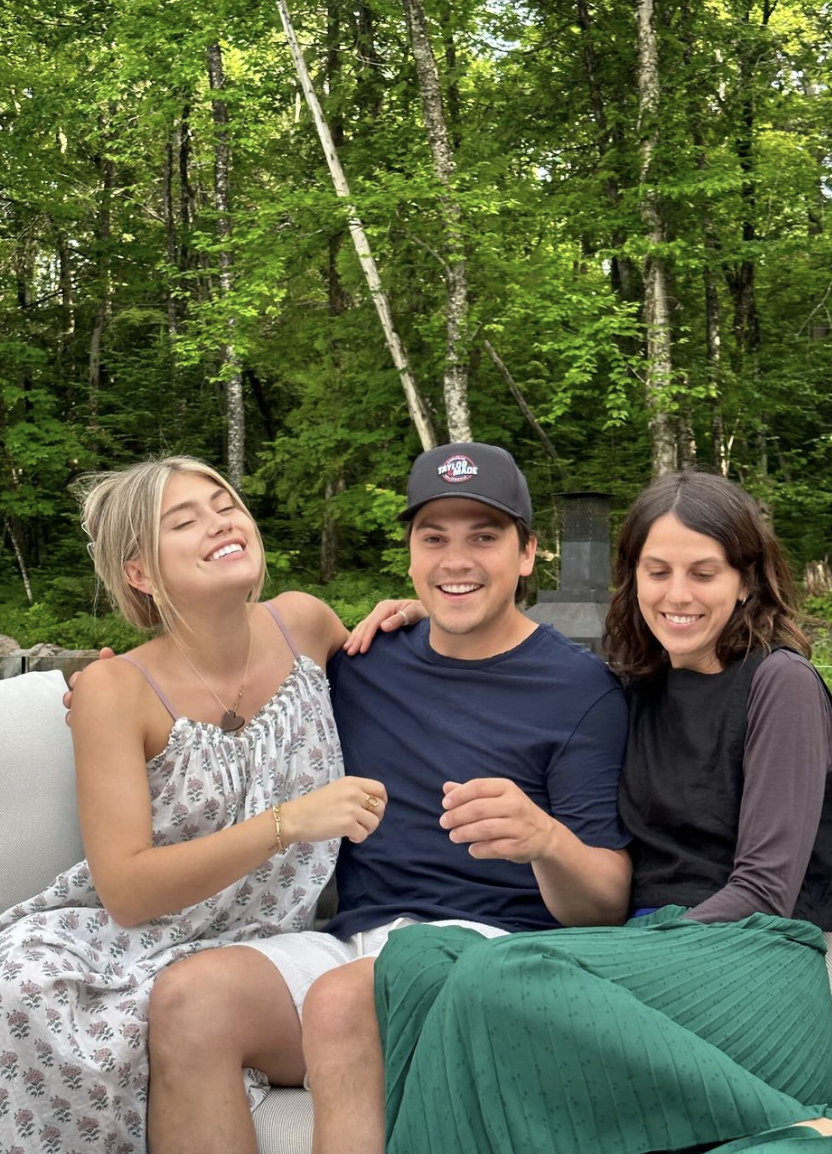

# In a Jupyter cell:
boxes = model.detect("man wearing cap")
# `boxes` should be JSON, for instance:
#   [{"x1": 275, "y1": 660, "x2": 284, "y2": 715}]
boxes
[{"x1": 145, "y1": 442, "x2": 630, "y2": 1154}]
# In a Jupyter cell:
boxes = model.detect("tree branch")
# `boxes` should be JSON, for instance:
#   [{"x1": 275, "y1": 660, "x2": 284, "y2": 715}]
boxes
[{"x1": 483, "y1": 340, "x2": 565, "y2": 479}]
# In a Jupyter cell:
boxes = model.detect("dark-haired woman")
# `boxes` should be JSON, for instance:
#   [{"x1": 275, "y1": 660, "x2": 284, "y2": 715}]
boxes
[{"x1": 374, "y1": 471, "x2": 832, "y2": 1153}]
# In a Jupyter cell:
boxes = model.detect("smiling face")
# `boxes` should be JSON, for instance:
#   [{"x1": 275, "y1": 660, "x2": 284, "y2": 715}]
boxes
[
  {"x1": 408, "y1": 497, "x2": 536, "y2": 659},
  {"x1": 636, "y1": 513, "x2": 747, "y2": 673},
  {"x1": 124, "y1": 470, "x2": 262, "y2": 613}
]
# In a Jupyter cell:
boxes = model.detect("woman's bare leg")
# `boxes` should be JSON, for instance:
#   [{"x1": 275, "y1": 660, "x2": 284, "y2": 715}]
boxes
[{"x1": 148, "y1": 946, "x2": 305, "y2": 1154}]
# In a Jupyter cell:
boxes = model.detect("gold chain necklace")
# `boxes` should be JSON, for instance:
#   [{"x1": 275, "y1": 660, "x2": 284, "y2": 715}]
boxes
[{"x1": 172, "y1": 625, "x2": 254, "y2": 733}]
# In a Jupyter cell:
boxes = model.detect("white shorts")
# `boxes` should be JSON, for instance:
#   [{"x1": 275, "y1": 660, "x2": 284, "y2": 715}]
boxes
[{"x1": 244, "y1": 917, "x2": 508, "y2": 1019}]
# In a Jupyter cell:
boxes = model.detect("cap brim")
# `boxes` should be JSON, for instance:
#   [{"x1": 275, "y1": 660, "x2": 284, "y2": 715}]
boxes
[{"x1": 398, "y1": 492, "x2": 524, "y2": 522}]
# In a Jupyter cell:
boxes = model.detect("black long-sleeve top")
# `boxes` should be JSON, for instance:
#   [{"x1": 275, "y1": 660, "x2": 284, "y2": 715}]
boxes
[{"x1": 619, "y1": 648, "x2": 832, "y2": 928}]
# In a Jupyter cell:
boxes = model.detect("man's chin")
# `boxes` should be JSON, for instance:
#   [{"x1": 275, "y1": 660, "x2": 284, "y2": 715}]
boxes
[{"x1": 430, "y1": 612, "x2": 482, "y2": 638}]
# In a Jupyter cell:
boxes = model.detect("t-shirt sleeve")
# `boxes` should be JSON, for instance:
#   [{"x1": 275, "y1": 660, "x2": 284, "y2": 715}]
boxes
[
  {"x1": 546, "y1": 684, "x2": 630, "y2": 850},
  {"x1": 688, "y1": 649, "x2": 831, "y2": 924}
]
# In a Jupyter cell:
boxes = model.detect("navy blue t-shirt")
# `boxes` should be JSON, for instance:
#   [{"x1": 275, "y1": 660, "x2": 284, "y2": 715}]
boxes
[{"x1": 326, "y1": 621, "x2": 628, "y2": 938}]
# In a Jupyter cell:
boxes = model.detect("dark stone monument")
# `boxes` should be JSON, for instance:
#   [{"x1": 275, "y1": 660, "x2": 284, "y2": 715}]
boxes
[{"x1": 526, "y1": 492, "x2": 611, "y2": 654}]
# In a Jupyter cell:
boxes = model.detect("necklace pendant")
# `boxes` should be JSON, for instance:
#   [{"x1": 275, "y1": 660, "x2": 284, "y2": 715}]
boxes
[{"x1": 220, "y1": 709, "x2": 245, "y2": 733}]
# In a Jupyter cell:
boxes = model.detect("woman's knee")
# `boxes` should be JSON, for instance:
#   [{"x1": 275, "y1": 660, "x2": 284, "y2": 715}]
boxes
[{"x1": 148, "y1": 947, "x2": 260, "y2": 1061}]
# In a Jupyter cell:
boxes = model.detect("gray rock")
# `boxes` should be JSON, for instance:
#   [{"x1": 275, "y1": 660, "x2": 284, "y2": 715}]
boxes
[{"x1": 20, "y1": 642, "x2": 65, "y2": 656}]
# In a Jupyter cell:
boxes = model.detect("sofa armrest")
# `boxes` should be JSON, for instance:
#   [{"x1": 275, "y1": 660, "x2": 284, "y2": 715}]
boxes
[{"x1": 0, "y1": 669, "x2": 85, "y2": 913}]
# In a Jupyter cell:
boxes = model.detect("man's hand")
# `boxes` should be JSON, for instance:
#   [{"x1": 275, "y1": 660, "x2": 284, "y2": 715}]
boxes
[
  {"x1": 342, "y1": 600, "x2": 426, "y2": 656},
  {"x1": 439, "y1": 778, "x2": 556, "y2": 864},
  {"x1": 63, "y1": 647, "x2": 116, "y2": 725}
]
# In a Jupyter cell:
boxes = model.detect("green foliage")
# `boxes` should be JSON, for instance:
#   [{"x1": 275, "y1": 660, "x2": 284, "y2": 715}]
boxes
[
  {"x1": 1, "y1": 0, "x2": 831, "y2": 633},
  {"x1": 803, "y1": 623, "x2": 832, "y2": 693},
  {"x1": 802, "y1": 596, "x2": 832, "y2": 625},
  {"x1": 0, "y1": 598, "x2": 145, "y2": 652},
  {"x1": 274, "y1": 571, "x2": 411, "y2": 630}
]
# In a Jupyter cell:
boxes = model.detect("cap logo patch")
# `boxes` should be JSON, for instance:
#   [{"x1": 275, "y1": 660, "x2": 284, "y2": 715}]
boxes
[{"x1": 438, "y1": 454, "x2": 478, "y2": 484}]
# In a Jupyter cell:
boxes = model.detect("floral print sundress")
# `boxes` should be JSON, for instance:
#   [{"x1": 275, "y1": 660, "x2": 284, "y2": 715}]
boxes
[{"x1": 0, "y1": 611, "x2": 341, "y2": 1154}]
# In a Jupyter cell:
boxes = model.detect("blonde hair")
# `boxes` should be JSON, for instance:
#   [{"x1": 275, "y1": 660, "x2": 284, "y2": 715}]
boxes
[{"x1": 76, "y1": 456, "x2": 266, "y2": 636}]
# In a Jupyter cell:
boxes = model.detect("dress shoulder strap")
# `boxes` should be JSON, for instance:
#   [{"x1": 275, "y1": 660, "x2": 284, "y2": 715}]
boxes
[
  {"x1": 118, "y1": 655, "x2": 179, "y2": 721},
  {"x1": 264, "y1": 600, "x2": 301, "y2": 660}
]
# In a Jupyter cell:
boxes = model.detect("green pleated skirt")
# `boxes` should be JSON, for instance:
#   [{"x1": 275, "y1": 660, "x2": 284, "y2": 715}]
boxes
[{"x1": 374, "y1": 908, "x2": 832, "y2": 1153}]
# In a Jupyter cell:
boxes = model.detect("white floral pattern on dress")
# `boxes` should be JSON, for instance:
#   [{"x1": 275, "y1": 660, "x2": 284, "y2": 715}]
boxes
[{"x1": 0, "y1": 657, "x2": 341, "y2": 1154}]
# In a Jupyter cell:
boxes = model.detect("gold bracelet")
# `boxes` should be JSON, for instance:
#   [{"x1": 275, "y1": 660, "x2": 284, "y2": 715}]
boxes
[{"x1": 272, "y1": 803, "x2": 287, "y2": 855}]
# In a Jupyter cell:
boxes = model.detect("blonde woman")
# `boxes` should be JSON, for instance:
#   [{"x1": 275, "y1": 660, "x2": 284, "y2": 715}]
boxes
[{"x1": 0, "y1": 457, "x2": 385, "y2": 1154}]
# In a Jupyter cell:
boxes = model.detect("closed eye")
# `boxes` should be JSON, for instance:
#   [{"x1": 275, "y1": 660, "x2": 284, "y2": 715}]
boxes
[{"x1": 646, "y1": 569, "x2": 715, "y2": 580}]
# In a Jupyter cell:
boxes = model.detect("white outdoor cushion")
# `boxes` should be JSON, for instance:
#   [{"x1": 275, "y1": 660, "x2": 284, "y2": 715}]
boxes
[
  {"x1": 0, "y1": 669, "x2": 84, "y2": 913},
  {"x1": 254, "y1": 1088, "x2": 313, "y2": 1153}
]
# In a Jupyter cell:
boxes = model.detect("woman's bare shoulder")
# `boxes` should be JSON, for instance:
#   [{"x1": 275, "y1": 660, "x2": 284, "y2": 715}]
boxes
[
  {"x1": 73, "y1": 640, "x2": 162, "y2": 703},
  {"x1": 265, "y1": 592, "x2": 347, "y2": 660}
]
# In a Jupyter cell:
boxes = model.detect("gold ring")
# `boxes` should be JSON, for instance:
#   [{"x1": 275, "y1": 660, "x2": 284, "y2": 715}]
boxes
[{"x1": 365, "y1": 794, "x2": 381, "y2": 810}]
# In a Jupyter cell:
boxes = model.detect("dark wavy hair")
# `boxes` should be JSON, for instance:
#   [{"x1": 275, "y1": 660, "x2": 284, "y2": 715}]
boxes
[{"x1": 604, "y1": 471, "x2": 809, "y2": 677}]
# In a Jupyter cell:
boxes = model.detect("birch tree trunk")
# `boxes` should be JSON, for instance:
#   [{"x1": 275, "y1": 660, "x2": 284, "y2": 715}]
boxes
[
  {"x1": 207, "y1": 42, "x2": 245, "y2": 489},
  {"x1": 403, "y1": 0, "x2": 471, "y2": 442},
  {"x1": 3, "y1": 520, "x2": 33, "y2": 604},
  {"x1": 277, "y1": 0, "x2": 437, "y2": 451},
  {"x1": 635, "y1": 0, "x2": 676, "y2": 476}
]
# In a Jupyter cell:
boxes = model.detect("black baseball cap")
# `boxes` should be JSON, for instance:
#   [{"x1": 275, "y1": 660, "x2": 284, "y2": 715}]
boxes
[{"x1": 399, "y1": 442, "x2": 533, "y2": 523}]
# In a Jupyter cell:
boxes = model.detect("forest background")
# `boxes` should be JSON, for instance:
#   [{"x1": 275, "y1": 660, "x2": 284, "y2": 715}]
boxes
[{"x1": 2, "y1": 0, "x2": 832, "y2": 656}]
